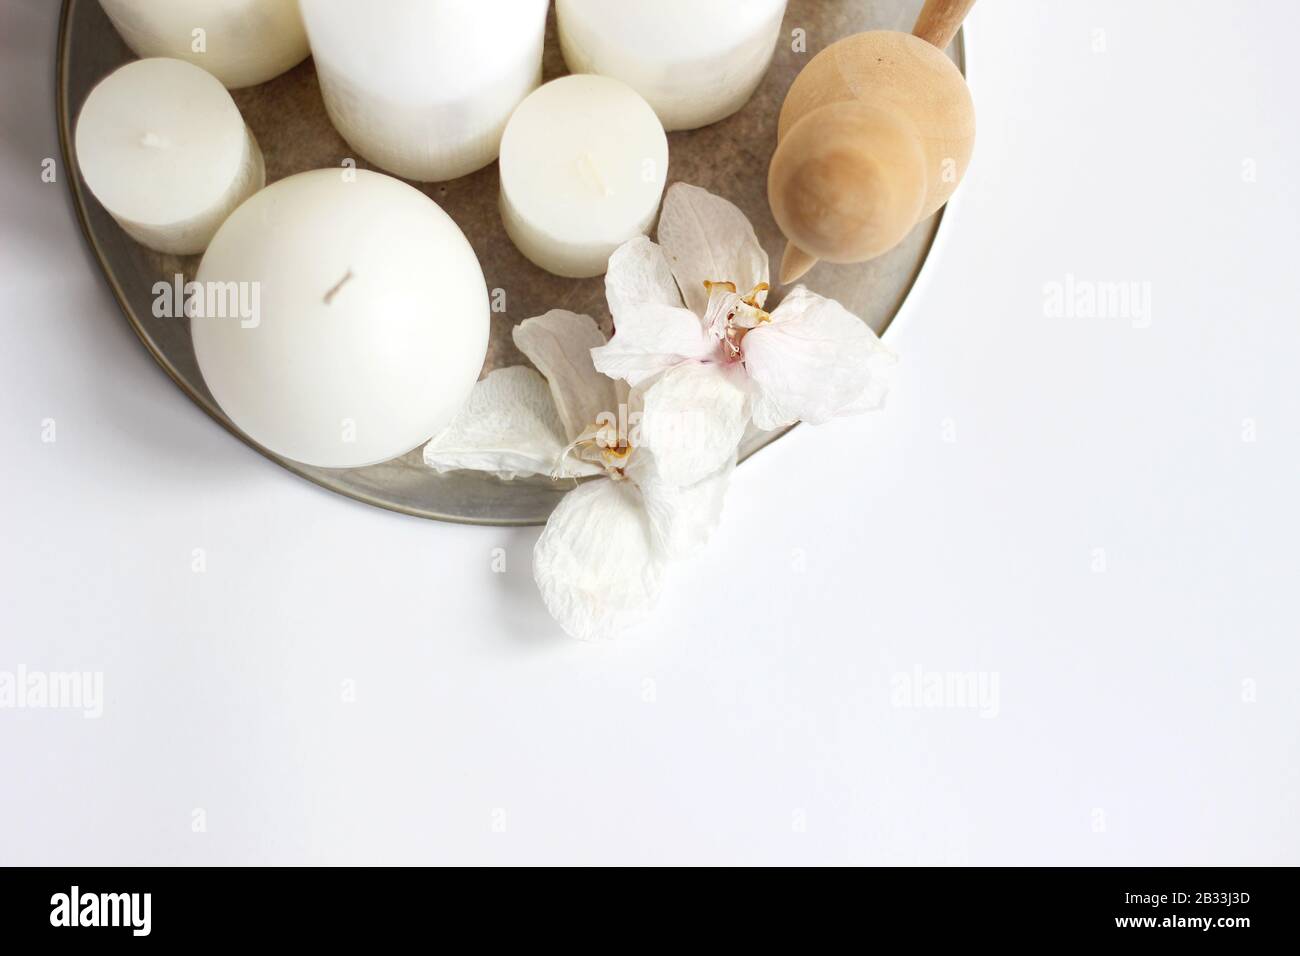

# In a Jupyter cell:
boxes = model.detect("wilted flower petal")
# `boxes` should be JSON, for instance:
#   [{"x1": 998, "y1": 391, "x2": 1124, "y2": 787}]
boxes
[
  {"x1": 591, "y1": 302, "x2": 715, "y2": 387},
  {"x1": 743, "y1": 286, "x2": 896, "y2": 430},
  {"x1": 423, "y1": 366, "x2": 601, "y2": 479},
  {"x1": 513, "y1": 310, "x2": 622, "y2": 444},
  {"x1": 657, "y1": 183, "x2": 769, "y2": 317},
  {"x1": 630, "y1": 449, "x2": 734, "y2": 560},
  {"x1": 533, "y1": 478, "x2": 665, "y2": 641},
  {"x1": 634, "y1": 361, "x2": 749, "y2": 487},
  {"x1": 606, "y1": 236, "x2": 685, "y2": 316}
]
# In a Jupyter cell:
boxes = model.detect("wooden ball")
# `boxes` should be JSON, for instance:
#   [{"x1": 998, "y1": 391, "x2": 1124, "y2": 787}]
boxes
[
  {"x1": 777, "y1": 31, "x2": 974, "y2": 218},
  {"x1": 769, "y1": 101, "x2": 928, "y2": 264}
]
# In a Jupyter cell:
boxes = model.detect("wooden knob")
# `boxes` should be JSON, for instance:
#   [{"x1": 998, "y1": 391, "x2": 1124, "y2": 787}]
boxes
[
  {"x1": 769, "y1": 101, "x2": 927, "y2": 271},
  {"x1": 769, "y1": 2, "x2": 976, "y2": 282}
]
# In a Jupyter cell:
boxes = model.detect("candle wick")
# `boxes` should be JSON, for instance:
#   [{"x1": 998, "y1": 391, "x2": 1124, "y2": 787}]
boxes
[
  {"x1": 323, "y1": 269, "x2": 354, "y2": 305},
  {"x1": 577, "y1": 153, "x2": 614, "y2": 198}
]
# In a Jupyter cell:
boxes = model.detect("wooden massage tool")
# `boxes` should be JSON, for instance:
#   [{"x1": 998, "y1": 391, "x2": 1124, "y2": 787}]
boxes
[{"x1": 768, "y1": 0, "x2": 977, "y2": 283}]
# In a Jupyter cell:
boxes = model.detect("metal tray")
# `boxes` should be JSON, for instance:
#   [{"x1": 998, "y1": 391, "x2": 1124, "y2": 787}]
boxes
[{"x1": 57, "y1": 0, "x2": 964, "y2": 525}]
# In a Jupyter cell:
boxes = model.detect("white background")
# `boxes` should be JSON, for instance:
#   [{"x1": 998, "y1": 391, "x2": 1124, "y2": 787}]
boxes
[{"x1": 2, "y1": 0, "x2": 1298, "y2": 865}]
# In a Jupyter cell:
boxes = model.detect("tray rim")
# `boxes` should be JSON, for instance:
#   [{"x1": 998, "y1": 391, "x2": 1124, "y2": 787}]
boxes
[{"x1": 55, "y1": 0, "x2": 965, "y2": 527}]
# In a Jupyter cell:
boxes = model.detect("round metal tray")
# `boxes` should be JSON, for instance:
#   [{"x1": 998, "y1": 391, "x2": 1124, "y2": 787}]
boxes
[{"x1": 57, "y1": 0, "x2": 964, "y2": 525}]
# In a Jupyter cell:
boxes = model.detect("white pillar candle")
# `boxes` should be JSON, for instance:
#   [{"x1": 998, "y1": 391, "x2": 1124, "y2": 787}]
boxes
[
  {"x1": 192, "y1": 169, "x2": 489, "y2": 470},
  {"x1": 499, "y1": 76, "x2": 668, "y2": 279},
  {"x1": 557, "y1": 0, "x2": 788, "y2": 131},
  {"x1": 98, "y1": 0, "x2": 309, "y2": 89},
  {"x1": 300, "y1": 0, "x2": 549, "y2": 183},
  {"x1": 75, "y1": 58, "x2": 265, "y2": 256}
]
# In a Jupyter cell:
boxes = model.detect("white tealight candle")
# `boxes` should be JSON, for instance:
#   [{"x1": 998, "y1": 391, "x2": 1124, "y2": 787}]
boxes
[
  {"x1": 98, "y1": 0, "x2": 309, "y2": 89},
  {"x1": 499, "y1": 76, "x2": 669, "y2": 279},
  {"x1": 75, "y1": 58, "x2": 265, "y2": 256},
  {"x1": 192, "y1": 169, "x2": 490, "y2": 469},
  {"x1": 300, "y1": 0, "x2": 549, "y2": 183},
  {"x1": 557, "y1": 0, "x2": 789, "y2": 131}
]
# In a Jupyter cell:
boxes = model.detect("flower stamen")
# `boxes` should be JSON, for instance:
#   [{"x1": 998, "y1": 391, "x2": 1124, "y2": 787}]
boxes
[
  {"x1": 553, "y1": 419, "x2": 635, "y2": 480},
  {"x1": 705, "y1": 280, "x2": 772, "y2": 360}
]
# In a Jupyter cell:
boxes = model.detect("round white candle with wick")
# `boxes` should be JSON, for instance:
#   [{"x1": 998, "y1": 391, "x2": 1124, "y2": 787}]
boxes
[
  {"x1": 557, "y1": 0, "x2": 789, "y2": 131},
  {"x1": 98, "y1": 0, "x2": 309, "y2": 89},
  {"x1": 75, "y1": 57, "x2": 265, "y2": 256},
  {"x1": 300, "y1": 0, "x2": 548, "y2": 183},
  {"x1": 192, "y1": 169, "x2": 490, "y2": 470},
  {"x1": 500, "y1": 75, "x2": 668, "y2": 279}
]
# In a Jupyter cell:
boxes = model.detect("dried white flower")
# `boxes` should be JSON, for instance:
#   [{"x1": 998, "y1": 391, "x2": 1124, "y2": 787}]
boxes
[
  {"x1": 424, "y1": 184, "x2": 897, "y2": 642},
  {"x1": 592, "y1": 183, "x2": 896, "y2": 431},
  {"x1": 425, "y1": 310, "x2": 735, "y2": 640}
]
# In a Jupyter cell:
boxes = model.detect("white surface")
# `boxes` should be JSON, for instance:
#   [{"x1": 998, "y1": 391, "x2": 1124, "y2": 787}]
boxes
[
  {"x1": 500, "y1": 75, "x2": 668, "y2": 278},
  {"x1": 1, "y1": 0, "x2": 1298, "y2": 865},
  {"x1": 557, "y1": 0, "x2": 788, "y2": 131},
  {"x1": 193, "y1": 169, "x2": 489, "y2": 469}
]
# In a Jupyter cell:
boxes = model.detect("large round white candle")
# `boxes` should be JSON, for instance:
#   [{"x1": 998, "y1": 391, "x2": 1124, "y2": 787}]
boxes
[
  {"x1": 192, "y1": 169, "x2": 489, "y2": 469},
  {"x1": 300, "y1": 0, "x2": 549, "y2": 183},
  {"x1": 75, "y1": 58, "x2": 265, "y2": 256},
  {"x1": 557, "y1": 0, "x2": 789, "y2": 131},
  {"x1": 499, "y1": 76, "x2": 668, "y2": 279},
  {"x1": 98, "y1": 0, "x2": 309, "y2": 89}
]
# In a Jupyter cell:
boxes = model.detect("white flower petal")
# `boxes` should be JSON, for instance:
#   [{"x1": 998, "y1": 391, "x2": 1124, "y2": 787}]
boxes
[
  {"x1": 630, "y1": 449, "x2": 734, "y2": 561},
  {"x1": 591, "y1": 302, "x2": 715, "y2": 387},
  {"x1": 833, "y1": 348, "x2": 899, "y2": 417},
  {"x1": 423, "y1": 367, "x2": 601, "y2": 479},
  {"x1": 743, "y1": 286, "x2": 897, "y2": 430},
  {"x1": 634, "y1": 361, "x2": 750, "y2": 487},
  {"x1": 656, "y1": 183, "x2": 769, "y2": 318},
  {"x1": 513, "y1": 310, "x2": 620, "y2": 444},
  {"x1": 533, "y1": 478, "x2": 665, "y2": 641},
  {"x1": 606, "y1": 236, "x2": 685, "y2": 316}
]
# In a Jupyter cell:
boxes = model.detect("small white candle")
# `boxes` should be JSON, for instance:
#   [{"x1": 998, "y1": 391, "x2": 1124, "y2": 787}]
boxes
[
  {"x1": 75, "y1": 58, "x2": 265, "y2": 256},
  {"x1": 557, "y1": 0, "x2": 788, "y2": 131},
  {"x1": 499, "y1": 76, "x2": 668, "y2": 279},
  {"x1": 98, "y1": 0, "x2": 309, "y2": 89},
  {"x1": 300, "y1": 0, "x2": 549, "y2": 183},
  {"x1": 192, "y1": 169, "x2": 489, "y2": 470}
]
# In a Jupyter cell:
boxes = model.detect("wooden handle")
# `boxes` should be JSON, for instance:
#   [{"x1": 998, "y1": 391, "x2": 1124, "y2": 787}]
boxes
[{"x1": 913, "y1": 0, "x2": 975, "y2": 49}]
